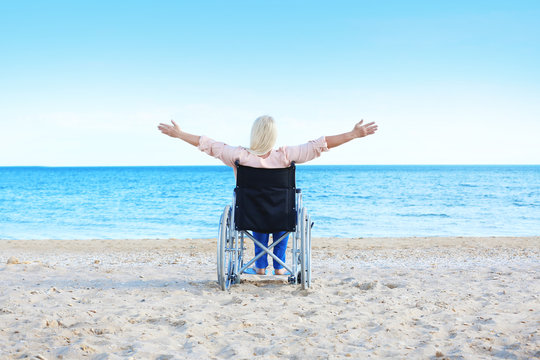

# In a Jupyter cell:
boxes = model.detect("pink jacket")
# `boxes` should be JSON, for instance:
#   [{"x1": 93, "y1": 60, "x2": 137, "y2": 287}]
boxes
[{"x1": 198, "y1": 135, "x2": 329, "y2": 172}]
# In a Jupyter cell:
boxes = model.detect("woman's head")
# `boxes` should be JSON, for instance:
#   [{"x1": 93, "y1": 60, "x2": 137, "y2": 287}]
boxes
[{"x1": 249, "y1": 115, "x2": 277, "y2": 156}]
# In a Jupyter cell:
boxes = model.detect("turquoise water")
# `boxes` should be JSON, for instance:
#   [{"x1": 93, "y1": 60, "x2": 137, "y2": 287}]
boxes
[{"x1": 0, "y1": 165, "x2": 539, "y2": 239}]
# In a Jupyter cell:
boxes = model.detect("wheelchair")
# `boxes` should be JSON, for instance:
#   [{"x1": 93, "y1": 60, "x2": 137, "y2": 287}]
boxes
[{"x1": 217, "y1": 161, "x2": 313, "y2": 290}]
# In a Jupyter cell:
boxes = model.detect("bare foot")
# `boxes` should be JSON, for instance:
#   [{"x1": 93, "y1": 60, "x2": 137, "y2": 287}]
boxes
[
  {"x1": 255, "y1": 267, "x2": 266, "y2": 275},
  {"x1": 274, "y1": 268, "x2": 287, "y2": 275}
]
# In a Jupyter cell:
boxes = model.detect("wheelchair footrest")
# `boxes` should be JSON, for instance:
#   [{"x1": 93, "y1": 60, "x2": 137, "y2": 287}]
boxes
[{"x1": 244, "y1": 268, "x2": 266, "y2": 275}]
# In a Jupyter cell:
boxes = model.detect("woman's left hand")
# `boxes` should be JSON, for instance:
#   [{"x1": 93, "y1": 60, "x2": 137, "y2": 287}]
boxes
[{"x1": 352, "y1": 120, "x2": 378, "y2": 138}]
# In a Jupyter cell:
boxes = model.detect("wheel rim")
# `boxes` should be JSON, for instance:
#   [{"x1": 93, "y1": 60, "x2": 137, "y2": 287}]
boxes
[
  {"x1": 217, "y1": 213, "x2": 223, "y2": 283},
  {"x1": 301, "y1": 208, "x2": 307, "y2": 289},
  {"x1": 218, "y1": 206, "x2": 231, "y2": 290},
  {"x1": 307, "y1": 215, "x2": 312, "y2": 287}
]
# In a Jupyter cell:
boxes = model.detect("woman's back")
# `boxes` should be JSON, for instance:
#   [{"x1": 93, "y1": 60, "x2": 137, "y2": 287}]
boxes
[{"x1": 197, "y1": 135, "x2": 329, "y2": 171}]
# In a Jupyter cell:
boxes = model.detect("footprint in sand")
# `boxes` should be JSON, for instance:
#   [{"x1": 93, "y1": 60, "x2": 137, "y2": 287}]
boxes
[
  {"x1": 7, "y1": 256, "x2": 20, "y2": 264},
  {"x1": 355, "y1": 281, "x2": 378, "y2": 290}
]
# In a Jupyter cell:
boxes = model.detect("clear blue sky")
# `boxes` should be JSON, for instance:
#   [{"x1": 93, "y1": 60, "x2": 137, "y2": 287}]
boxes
[{"x1": 1, "y1": 0, "x2": 539, "y2": 165}]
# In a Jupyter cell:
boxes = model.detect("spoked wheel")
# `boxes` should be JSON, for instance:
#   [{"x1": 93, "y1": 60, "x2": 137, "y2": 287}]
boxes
[{"x1": 217, "y1": 205, "x2": 235, "y2": 291}]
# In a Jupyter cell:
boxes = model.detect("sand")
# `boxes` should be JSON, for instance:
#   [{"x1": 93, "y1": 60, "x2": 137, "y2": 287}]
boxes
[{"x1": 0, "y1": 237, "x2": 538, "y2": 359}]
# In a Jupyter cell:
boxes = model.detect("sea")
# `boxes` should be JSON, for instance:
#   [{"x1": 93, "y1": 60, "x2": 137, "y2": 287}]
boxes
[{"x1": 0, "y1": 165, "x2": 539, "y2": 240}]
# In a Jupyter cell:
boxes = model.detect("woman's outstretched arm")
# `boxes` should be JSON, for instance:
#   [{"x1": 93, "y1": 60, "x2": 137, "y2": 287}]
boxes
[
  {"x1": 326, "y1": 120, "x2": 378, "y2": 149},
  {"x1": 157, "y1": 120, "x2": 200, "y2": 146},
  {"x1": 158, "y1": 120, "x2": 241, "y2": 167}
]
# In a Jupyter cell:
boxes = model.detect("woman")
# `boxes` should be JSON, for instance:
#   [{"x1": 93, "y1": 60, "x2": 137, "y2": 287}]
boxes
[{"x1": 158, "y1": 116, "x2": 378, "y2": 275}]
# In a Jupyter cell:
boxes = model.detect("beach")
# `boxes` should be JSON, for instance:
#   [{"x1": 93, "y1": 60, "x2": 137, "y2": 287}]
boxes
[{"x1": 0, "y1": 237, "x2": 538, "y2": 359}]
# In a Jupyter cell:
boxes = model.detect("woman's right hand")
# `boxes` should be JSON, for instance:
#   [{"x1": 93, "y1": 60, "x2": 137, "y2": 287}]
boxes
[{"x1": 158, "y1": 120, "x2": 182, "y2": 138}]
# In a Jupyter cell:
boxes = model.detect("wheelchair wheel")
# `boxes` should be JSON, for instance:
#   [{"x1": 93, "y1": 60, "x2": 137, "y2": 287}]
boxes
[{"x1": 217, "y1": 205, "x2": 234, "y2": 291}]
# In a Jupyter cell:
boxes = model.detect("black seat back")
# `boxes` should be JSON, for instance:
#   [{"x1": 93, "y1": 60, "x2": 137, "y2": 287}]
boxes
[{"x1": 234, "y1": 161, "x2": 296, "y2": 233}]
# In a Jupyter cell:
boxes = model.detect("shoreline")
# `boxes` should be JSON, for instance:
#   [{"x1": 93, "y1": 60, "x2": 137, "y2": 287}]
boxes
[
  {"x1": 1, "y1": 235, "x2": 538, "y2": 250},
  {"x1": 1, "y1": 236, "x2": 538, "y2": 359}
]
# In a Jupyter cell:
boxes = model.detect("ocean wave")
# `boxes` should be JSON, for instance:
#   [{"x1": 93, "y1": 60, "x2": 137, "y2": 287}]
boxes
[
  {"x1": 513, "y1": 201, "x2": 539, "y2": 207},
  {"x1": 459, "y1": 183, "x2": 479, "y2": 188},
  {"x1": 396, "y1": 213, "x2": 451, "y2": 218}
]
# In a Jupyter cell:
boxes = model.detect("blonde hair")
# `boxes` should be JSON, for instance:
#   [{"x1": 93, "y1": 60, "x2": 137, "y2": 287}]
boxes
[{"x1": 248, "y1": 115, "x2": 277, "y2": 156}]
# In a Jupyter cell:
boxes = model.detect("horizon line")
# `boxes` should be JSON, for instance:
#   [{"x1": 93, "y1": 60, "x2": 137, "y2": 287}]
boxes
[{"x1": 1, "y1": 164, "x2": 539, "y2": 168}]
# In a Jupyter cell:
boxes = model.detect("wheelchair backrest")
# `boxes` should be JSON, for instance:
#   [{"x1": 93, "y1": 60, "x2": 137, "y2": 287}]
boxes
[{"x1": 234, "y1": 160, "x2": 297, "y2": 233}]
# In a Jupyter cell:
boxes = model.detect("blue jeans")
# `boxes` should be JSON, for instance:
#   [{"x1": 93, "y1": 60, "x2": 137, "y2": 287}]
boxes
[{"x1": 253, "y1": 231, "x2": 289, "y2": 269}]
